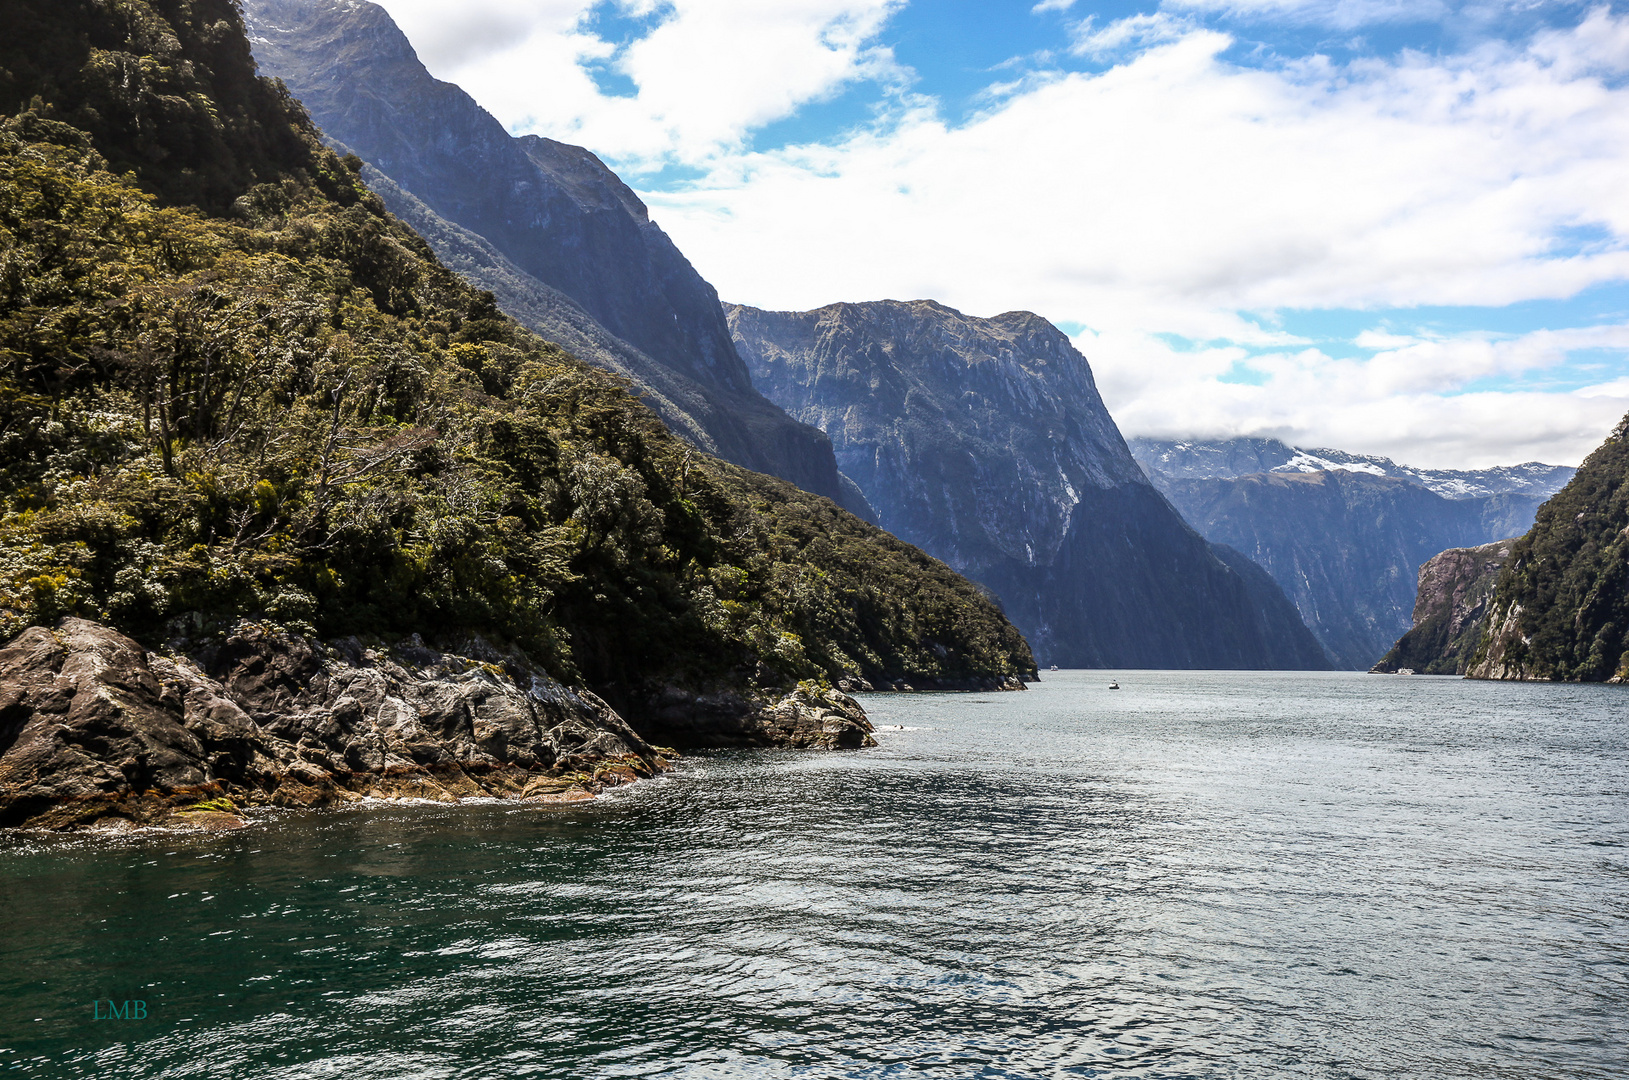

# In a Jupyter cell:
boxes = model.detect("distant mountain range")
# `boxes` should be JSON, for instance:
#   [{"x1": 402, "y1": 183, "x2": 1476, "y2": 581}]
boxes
[
  {"x1": 1131, "y1": 438, "x2": 1574, "y2": 668},
  {"x1": 730, "y1": 301, "x2": 1331, "y2": 669},
  {"x1": 1130, "y1": 437, "x2": 1574, "y2": 499},
  {"x1": 243, "y1": 0, "x2": 871, "y2": 516}
]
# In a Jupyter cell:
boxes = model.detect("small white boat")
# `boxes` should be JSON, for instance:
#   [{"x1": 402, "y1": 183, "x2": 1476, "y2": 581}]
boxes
[
  {"x1": 1049, "y1": 664, "x2": 1059, "y2": 671},
  {"x1": 1108, "y1": 680, "x2": 1120, "y2": 690}
]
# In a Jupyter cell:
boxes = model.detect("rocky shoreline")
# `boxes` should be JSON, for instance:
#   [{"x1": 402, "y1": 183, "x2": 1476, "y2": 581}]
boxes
[{"x1": 0, "y1": 619, "x2": 877, "y2": 833}]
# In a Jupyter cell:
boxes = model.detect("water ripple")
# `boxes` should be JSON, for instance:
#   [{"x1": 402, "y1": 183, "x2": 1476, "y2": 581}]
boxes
[{"x1": 1, "y1": 671, "x2": 1625, "y2": 1078}]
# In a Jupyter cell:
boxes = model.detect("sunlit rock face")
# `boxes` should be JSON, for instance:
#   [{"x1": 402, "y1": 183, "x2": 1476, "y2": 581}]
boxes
[
  {"x1": 1372, "y1": 540, "x2": 1515, "y2": 676},
  {"x1": 729, "y1": 300, "x2": 1330, "y2": 670},
  {"x1": 244, "y1": 0, "x2": 860, "y2": 512}
]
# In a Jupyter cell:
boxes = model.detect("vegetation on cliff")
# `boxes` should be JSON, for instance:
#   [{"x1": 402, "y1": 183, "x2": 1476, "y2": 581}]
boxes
[
  {"x1": 1470, "y1": 414, "x2": 1629, "y2": 681},
  {"x1": 0, "y1": 0, "x2": 1033, "y2": 718}
]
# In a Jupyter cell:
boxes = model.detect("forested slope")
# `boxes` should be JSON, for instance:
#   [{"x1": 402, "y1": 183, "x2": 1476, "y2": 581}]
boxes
[
  {"x1": 0, "y1": 0, "x2": 1034, "y2": 733},
  {"x1": 1470, "y1": 415, "x2": 1629, "y2": 682}
]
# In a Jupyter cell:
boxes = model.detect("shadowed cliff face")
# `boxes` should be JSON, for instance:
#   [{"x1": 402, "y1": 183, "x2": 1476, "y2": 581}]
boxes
[
  {"x1": 1146, "y1": 470, "x2": 1548, "y2": 669},
  {"x1": 729, "y1": 301, "x2": 1330, "y2": 670},
  {"x1": 1373, "y1": 540, "x2": 1514, "y2": 675},
  {"x1": 242, "y1": 0, "x2": 858, "y2": 511}
]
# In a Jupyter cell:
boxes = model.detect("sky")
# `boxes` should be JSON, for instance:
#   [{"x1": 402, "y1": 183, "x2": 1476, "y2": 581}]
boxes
[{"x1": 368, "y1": 0, "x2": 1629, "y2": 469}]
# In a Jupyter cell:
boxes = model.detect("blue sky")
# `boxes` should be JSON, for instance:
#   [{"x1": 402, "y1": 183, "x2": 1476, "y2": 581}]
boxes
[{"x1": 374, "y1": 0, "x2": 1629, "y2": 467}]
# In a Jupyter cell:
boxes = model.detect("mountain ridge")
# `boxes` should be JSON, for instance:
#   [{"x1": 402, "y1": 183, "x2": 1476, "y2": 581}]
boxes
[
  {"x1": 729, "y1": 300, "x2": 1331, "y2": 670},
  {"x1": 242, "y1": 0, "x2": 865, "y2": 513},
  {"x1": 1130, "y1": 437, "x2": 1575, "y2": 500}
]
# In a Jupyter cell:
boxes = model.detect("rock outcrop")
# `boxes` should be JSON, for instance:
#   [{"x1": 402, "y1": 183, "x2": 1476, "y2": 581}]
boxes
[
  {"x1": 1371, "y1": 540, "x2": 1515, "y2": 675},
  {"x1": 728, "y1": 300, "x2": 1330, "y2": 669},
  {"x1": 0, "y1": 620, "x2": 875, "y2": 831},
  {"x1": 243, "y1": 0, "x2": 865, "y2": 515},
  {"x1": 1145, "y1": 469, "x2": 1550, "y2": 669}
]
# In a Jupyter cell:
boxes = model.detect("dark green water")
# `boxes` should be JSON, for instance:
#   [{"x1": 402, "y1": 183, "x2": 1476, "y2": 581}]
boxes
[{"x1": 1, "y1": 671, "x2": 1625, "y2": 1078}]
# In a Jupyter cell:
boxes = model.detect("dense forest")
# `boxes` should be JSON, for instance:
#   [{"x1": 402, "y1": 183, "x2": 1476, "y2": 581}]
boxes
[
  {"x1": 0, "y1": 0, "x2": 1033, "y2": 716},
  {"x1": 1470, "y1": 415, "x2": 1629, "y2": 681}
]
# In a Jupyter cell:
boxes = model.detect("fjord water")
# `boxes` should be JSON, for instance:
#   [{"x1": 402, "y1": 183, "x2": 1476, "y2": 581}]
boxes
[{"x1": 2, "y1": 673, "x2": 1624, "y2": 1078}]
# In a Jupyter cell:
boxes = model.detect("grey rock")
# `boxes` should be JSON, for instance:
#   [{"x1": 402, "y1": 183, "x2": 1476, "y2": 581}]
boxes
[
  {"x1": 758, "y1": 687, "x2": 877, "y2": 750},
  {"x1": 1372, "y1": 539, "x2": 1515, "y2": 675},
  {"x1": 1, "y1": 619, "x2": 883, "y2": 830},
  {"x1": 0, "y1": 619, "x2": 664, "y2": 830}
]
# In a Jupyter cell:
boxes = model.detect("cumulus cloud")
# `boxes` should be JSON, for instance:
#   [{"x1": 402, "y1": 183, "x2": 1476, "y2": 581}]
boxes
[
  {"x1": 641, "y1": 10, "x2": 1629, "y2": 466},
  {"x1": 373, "y1": 0, "x2": 906, "y2": 167},
  {"x1": 368, "y1": 0, "x2": 1629, "y2": 467},
  {"x1": 1068, "y1": 12, "x2": 1193, "y2": 57},
  {"x1": 1163, "y1": 0, "x2": 1453, "y2": 29}
]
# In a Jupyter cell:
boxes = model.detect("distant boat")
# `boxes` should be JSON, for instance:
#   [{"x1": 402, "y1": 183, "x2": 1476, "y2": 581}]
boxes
[
  {"x1": 1108, "y1": 680, "x2": 1120, "y2": 690},
  {"x1": 1049, "y1": 664, "x2": 1059, "y2": 671}
]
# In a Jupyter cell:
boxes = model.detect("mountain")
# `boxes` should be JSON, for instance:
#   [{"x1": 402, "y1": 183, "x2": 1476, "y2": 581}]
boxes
[
  {"x1": 1469, "y1": 414, "x2": 1629, "y2": 681},
  {"x1": 1145, "y1": 470, "x2": 1547, "y2": 668},
  {"x1": 1129, "y1": 437, "x2": 1575, "y2": 499},
  {"x1": 728, "y1": 300, "x2": 1331, "y2": 670},
  {"x1": 241, "y1": 0, "x2": 866, "y2": 514},
  {"x1": 1372, "y1": 540, "x2": 1514, "y2": 675},
  {"x1": 0, "y1": 0, "x2": 1034, "y2": 826}
]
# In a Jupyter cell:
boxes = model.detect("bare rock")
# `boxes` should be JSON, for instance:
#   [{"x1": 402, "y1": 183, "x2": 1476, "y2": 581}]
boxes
[
  {"x1": 0, "y1": 619, "x2": 666, "y2": 831},
  {"x1": 759, "y1": 686, "x2": 876, "y2": 750}
]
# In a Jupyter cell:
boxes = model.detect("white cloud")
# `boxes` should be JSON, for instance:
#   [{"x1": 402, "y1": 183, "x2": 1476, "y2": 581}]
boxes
[
  {"x1": 1163, "y1": 0, "x2": 1453, "y2": 30},
  {"x1": 640, "y1": 10, "x2": 1629, "y2": 466},
  {"x1": 366, "y1": 1, "x2": 1629, "y2": 468},
  {"x1": 1069, "y1": 12, "x2": 1192, "y2": 57},
  {"x1": 1088, "y1": 324, "x2": 1629, "y2": 467},
  {"x1": 373, "y1": 0, "x2": 906, "y2": 167}
]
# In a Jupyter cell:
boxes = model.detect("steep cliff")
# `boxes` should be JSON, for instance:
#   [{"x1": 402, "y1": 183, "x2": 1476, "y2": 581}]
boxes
[
  {"x1": 729, "y1": 301, "x2": 1330, "y2": 669},
  {"x1": 1150, "y1": 470, "x2": 1547, "y2": 669},
  {"x1": 1469, "y1": 414, "x2": 1629, "y2": 681},
  {"x1": 1372, "y1": 540, "x2": 1514, "y2": 675},
  {"x1": 242, "y1": 0, "x2": 860, "y2": 511},
  {"x1": 0, "y1": 0, "x2": 1035, "y2": 826}
]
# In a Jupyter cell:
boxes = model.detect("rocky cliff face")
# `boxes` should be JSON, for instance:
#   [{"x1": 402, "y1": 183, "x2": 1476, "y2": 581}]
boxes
[
  {"x1": 729, "y1": 301, "x2": 1330, "y2": 669},
  {"x1": 243, "y1": 0, "x2": 860, "y2": 512},
  {"x1": 0, "y1": 619, "x2": 876, "y2": 831},
  {"x1": 1468, "y1": 414, "x2": 1629, "y2": 682},
  {"x1": 1372, "y1": 540, "x2": 1514, "y2": 675},
  {"x1": 1130, "y1": 437, "x2": 1575, "y2": 499},
  {"x1": 1148, "y1": 470, "x2": 1547, "y2": 669}
]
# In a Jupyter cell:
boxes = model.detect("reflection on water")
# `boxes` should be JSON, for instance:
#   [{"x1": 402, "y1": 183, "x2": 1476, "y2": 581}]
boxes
[{"x1": 1, "y1": 671, "x2": 1625, "y2": 1078}]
